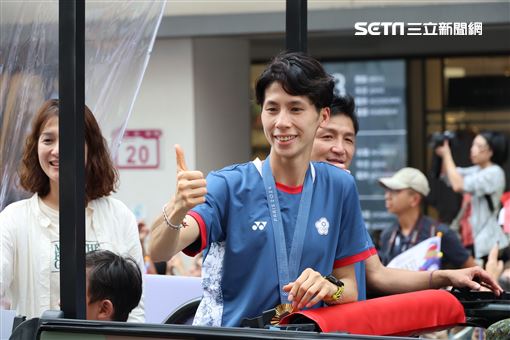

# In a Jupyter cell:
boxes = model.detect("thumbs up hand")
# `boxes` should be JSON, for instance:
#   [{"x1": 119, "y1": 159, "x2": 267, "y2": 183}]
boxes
[
  {"x1": 175, "y1": 144, "x2": 189, "y2": 172},
  {"x1": 173, "y1": 144, "x2": 207, "y2": 216}
]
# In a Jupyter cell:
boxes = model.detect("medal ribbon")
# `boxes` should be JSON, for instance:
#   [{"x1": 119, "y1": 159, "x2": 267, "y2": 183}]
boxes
[{"x1": 262, "y1": 158, "x2": 314, "y2": 304}]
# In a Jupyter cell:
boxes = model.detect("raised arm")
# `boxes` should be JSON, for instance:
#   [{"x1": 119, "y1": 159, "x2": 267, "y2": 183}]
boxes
[
  {"x1": 149, "y1": 145, "x2": 206, "y2": 262},
  {"x1": 436, "y1": 140, "x2": 464, "y2": 192}
]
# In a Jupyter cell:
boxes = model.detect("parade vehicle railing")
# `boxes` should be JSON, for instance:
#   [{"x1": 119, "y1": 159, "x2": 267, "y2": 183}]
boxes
[
  {"x1": 8, "y1": 316, "x2": 417, "y2": 340},
  {"x1": 7, "y1": 287, "x2": 509, "y2": 339}
]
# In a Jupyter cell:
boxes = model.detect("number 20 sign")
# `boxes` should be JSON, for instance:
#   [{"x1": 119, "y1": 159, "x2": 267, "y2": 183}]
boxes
[{"x1": 116, "y1": 129, "x2": 162, "y2": 169}]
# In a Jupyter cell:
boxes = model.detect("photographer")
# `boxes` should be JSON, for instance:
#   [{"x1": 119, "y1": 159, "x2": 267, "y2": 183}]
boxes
[
  {"x1": 436, "y1": 131, "x2": 509, "y2": 260},
  {"x1": 428, "y1": 131, "x2": 472, "y2": 225}
]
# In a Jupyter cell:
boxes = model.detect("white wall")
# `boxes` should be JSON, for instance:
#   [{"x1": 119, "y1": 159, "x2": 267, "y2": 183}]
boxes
[
  {"x1": 193, "y1": 38, "x2": 251, "y2": 173},
  {"x1": 114, "y1": 38, "x2": 196, "y2": 224},
  {"x1": 114, "y1": 37, "x2": 251, "y2": 226}
]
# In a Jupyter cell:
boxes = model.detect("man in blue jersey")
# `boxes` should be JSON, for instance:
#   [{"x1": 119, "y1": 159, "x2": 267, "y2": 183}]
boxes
[
  {"x1": 150, "y1": 52, "x2": 373, "y2": 327},
  {"x1": 310, "y1": 95, "x2": 502, "y2": 298}
]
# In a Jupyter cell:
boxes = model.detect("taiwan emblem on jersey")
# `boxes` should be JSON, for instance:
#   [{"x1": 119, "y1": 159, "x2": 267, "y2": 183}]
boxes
[{"x1": 315, "y1": 217, "x2": 329, "y2": 235}]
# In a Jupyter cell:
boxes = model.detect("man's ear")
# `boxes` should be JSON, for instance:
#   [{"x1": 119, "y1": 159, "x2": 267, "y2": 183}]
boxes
[
  {"x1": 319, "y1": 107, "x2": 330, "y2": 127},
  {"x1": 410, "y1": 192, "x2": 422, "y2": 208},
  {"x1": 97, "y1": 299, "x2": 114, "y2": 321}
]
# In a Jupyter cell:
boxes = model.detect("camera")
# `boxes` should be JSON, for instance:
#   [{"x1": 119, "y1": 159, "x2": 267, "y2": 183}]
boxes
[
  {"x1": 429, "y1": 130, "x2": 456, "y2": 178},
  {"x1": 429, "y1": 131, "x2": 456, "y2": 149}
]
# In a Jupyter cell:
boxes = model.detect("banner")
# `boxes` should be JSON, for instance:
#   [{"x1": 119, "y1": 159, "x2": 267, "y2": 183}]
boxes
[{"x1": 387, "y1": 235, "x2": 442, "y2": 271}]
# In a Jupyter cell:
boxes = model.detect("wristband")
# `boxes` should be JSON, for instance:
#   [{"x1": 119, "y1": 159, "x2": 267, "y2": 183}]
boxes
[
  {"x1": 429, "y1": 270, "x2": 437, "y2": 289},
  {"x1": 162, "y1": 204, "x2": 187, "y2": 230}
]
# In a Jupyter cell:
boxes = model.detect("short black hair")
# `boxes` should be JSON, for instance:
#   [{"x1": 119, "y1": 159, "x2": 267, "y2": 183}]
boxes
[
  {"x1": 255, "y1": 51, "x2": 334, "y2": 111},
  {"x1": 86, "y1": 250, "x2": 142, "y2": 322},
  {"x1": 479, "y1": 131, "x2": 508, "y2": 166},
  {"x1": 330, "y1": 95, "x2": 359, "y2": 135}
]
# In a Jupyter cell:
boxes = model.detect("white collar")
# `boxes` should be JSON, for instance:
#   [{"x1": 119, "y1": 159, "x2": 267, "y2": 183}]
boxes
[{"x1": 252, "y1": 157, "x2": 316, "y2": 183}]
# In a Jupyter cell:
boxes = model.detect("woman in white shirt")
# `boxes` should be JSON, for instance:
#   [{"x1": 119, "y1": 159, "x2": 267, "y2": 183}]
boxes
[{"x1": 0, "y1": 99, "x2": 144, "y2": 322}]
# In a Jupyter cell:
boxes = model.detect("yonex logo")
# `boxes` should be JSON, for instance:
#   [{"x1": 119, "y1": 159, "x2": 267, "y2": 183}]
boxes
[{"x1": 252, "y1": 221, "x2": 267, "y2": 231}]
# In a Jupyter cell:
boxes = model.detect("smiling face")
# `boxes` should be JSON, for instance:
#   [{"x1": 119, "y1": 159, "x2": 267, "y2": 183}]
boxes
[
  {"x1": 311, "y1": 114, "x2": 356, "y2": 169},
  {"x1": 36, "y1": 115, "x2": 90, "y2": 196},
  {"x1": 37, "y1": 116, "x2": 59, "y2": 192},
  {"x1": 261, "y1": 82, "x2": 328, "y2": 161}
]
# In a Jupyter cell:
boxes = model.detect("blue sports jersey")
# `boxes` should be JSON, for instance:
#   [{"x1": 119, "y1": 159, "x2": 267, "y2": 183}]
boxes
[{"x1": 187, "y1": 159, "x2": 372, "y2": 327}]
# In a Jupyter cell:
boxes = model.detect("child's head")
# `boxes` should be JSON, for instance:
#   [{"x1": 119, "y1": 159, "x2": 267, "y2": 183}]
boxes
[{"x1": 85, "y1": 250, "x2": 142, "y2": 322}]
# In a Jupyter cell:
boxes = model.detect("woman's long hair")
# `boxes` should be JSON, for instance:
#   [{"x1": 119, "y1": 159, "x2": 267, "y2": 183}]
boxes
[{"x1": 19, "y1": 99, "x2": 118, "y2": 202}]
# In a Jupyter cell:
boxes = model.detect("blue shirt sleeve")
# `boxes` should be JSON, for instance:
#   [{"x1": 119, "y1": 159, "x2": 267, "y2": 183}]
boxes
[
  {"x1": 189, "y1": 171, "x2": 229, "y2": 253},
  {"x1": 334, "y1": 174, "x2": 373, "y2": 267}
]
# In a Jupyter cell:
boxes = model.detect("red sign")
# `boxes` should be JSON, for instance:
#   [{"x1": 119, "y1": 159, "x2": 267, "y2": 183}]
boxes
[{"x1": 116, "y1": 129, "x2": 162, "y2": 169}]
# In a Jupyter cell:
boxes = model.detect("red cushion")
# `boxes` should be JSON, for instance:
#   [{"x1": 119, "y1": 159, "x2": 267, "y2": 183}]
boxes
[{"x1": 280, "y1": 290, "x2": 465, "y2": 336}]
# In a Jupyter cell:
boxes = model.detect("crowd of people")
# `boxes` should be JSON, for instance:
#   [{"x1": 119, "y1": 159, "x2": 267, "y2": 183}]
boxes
[{"x1": 1, "y1": 52, "x2": 509, "y2": 336}]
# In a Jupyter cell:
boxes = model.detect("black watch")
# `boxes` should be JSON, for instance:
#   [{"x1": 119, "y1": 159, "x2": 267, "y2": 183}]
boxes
[
  {"x1": 324, "y1": 274, "x2": 345, "y2": 302},
  {"x1": 324, "y1": 274, "x2": 344, "y2": 287}
]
